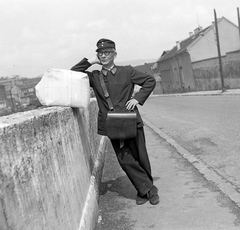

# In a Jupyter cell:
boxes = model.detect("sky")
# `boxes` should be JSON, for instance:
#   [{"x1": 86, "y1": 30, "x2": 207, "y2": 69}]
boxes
[{"x1": 0, "y1": 0, "x2": 239, "y2": 78}]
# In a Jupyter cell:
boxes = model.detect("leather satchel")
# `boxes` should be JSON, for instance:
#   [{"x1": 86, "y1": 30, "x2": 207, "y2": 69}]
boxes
[
  {"x1": 106, "y1": 111, "x2": 137, "y2": 139},
  {"x1": 98, "y1": 72, "x2": 137, "y2": 139}
]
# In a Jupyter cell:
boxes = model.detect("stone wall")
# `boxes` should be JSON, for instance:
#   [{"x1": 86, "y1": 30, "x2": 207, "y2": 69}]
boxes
[
  {"x1": 192, "y1": 50, "x2": 240, "y2": 91},
  {"x1": 0, "y1": 99, "x2": 107, "y2": 230}
]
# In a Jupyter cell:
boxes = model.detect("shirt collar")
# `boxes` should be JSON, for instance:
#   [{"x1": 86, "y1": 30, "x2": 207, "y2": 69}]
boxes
[{"x1": 101, "y1": 65, "x2": 117, "y2": 76}]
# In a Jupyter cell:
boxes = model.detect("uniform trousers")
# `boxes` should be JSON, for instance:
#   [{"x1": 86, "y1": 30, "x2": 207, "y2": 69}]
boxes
[{"x1": 110, "y1": 127, "x2": 153, "y2": 196}]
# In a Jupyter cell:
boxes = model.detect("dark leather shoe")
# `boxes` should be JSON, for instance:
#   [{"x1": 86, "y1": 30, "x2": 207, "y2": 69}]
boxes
[
  {"x1": 147, "y1": 186, "x2": 159, "y2": 205},
  {"x1": 136, "y1": 193, "x2": 148, "y2": 205}
]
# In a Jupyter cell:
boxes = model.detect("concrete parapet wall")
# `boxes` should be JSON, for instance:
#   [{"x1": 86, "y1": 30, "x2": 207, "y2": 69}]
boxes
[{"x1": 0, "y1": 99, "x2": 107, "y2": 230}]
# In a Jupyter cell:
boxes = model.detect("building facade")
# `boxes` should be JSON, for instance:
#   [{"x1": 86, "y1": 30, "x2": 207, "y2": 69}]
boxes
[
  {"x1": 0, "y1": 76, "x2": 41, "y2": 116},
  {"x1": 153, "y1": 17, "x2": 240, "y2": 93}
]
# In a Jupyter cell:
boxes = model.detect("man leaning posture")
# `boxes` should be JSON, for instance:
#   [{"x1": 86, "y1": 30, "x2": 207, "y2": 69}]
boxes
[{"x1": 71, "y1": 38, "x2": 159, "y2": 205}]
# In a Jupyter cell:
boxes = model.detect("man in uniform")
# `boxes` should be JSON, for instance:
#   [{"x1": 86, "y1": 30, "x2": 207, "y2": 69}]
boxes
[{"x1": 71, "y1": 38, "x2": 159, "y2": 205}]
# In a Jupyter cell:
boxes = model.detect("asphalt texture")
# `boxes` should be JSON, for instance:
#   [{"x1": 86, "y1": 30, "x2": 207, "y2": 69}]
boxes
[{"x1": 94, "y1": 124, "x2": 240, "y2": 230}]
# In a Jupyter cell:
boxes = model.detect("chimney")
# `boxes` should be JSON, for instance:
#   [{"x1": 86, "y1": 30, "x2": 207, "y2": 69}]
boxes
[
  {"x1": 176, "y1": 41, "x2": 180, "y2": 50},
  {"x1": 189, "y1": 32, "x2": 193, "y2": 37},
  {"x1": 194, "y1": 26, "x2": 202, "y2": 34}
]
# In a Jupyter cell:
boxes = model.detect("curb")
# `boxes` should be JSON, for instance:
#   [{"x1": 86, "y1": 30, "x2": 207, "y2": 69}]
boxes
[
  {"x1": 79, "y1": 136, "x2": 108, "y2": 230},
  {"x1": 151, "y1": 89, "x2": 240, "y2": 97},
  {"x1": 143, "y1": 118, "x2": 240, "y2": 208}
]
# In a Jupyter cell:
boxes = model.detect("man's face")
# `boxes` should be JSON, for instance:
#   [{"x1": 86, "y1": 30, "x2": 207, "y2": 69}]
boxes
[{"x1": 97, "y1": 48, "x2": 116, "y2": 66}]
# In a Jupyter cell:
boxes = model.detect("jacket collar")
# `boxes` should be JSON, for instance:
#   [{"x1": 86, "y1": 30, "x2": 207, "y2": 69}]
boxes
[{"x1": 101, "y1": 65, "x2": 117, "y2": 76}]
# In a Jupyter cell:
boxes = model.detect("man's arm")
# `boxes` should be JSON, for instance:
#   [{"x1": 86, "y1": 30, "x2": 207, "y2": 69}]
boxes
[
  {"x1": 130, "y1": 67, "x2": 156, "y2": 106},
  {"x1": 71, "y1": 55, "x2": 100, "y2": 72},
  {"x1": 71, "y1": 58, "x2": 91, "y2": 72}
]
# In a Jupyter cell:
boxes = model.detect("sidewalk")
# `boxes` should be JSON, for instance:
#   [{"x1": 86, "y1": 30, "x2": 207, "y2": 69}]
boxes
[
  {"x1": 153, "y1": 88, "x2": 240, "y2": 97},
  {"x1": 95, "y1": 125, "x2": 240, "y2": 230}
]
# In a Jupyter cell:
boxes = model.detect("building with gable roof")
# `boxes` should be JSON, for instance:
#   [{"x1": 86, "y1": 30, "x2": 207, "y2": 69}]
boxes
[{"x1": 153, "y1": 17, "x2": 240, "y2": 93}]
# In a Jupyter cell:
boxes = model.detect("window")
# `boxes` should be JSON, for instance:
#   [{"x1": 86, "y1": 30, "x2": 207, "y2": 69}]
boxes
[{"x1": 0, "y1": 98, "x2": 5, "y2": 103}]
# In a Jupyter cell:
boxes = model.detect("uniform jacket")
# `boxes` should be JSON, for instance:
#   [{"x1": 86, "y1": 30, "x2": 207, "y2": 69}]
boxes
[{"x1": 71, "y1": 58, "x2": 156, "y2": 136}]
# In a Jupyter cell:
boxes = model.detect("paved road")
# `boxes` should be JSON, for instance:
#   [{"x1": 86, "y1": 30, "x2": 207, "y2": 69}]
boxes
[
  {"x1": 95, "y1": 125, "x2": 240, "y2": 230},
  {"x1": 139, "y1": 95, "x2": 240, "y2": 193},
  {"x1": 95, "y1": 93, "x2": 240, "y2": 229}
]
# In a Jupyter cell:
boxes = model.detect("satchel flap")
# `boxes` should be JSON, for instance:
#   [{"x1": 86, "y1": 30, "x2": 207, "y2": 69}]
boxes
[
  {"x1": 107, "y1": 111, "x2": 137, "y2": 119},
  {"x1": 106, "y1": 111, "x2": 137, "y2": 139}
]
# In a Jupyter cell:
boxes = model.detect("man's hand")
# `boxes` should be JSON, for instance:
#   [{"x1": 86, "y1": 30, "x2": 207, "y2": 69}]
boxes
[
  {"x1": 88, "y1": 55, "x2": 101, "y2": 65},
  {"x1": 126, "y1": 98, "x2": 139, "y2": 110}
]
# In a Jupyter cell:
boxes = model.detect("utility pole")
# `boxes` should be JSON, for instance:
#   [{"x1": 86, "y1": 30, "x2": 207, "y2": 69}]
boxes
[
  {"x1": 9, "y1": 87, "x2": 15, "y2": 113},
  {"x1": 214, "y1": 9, "x2": 225, "y2": 92},
  {"x1": 237, "y1": 7, "x2": 240, "y2": 41}
]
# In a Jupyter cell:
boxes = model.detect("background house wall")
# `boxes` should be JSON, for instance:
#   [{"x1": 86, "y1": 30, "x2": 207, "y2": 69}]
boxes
[
  {"x1": 158, "y1": 59, "x2": 174, "y2": 93},
  {"x1": 176, "y1": 52, "x2": 195, "y2": 92},
  {"x1": 0, "y1": 86, "x2": 7, "y2": 109},
  {"x1": 189, "y1": 18, "x2": 240, "y2": 62},
  {"x1": 171, "y1": 58, "x2": 182, "y2": 92},
  {"x1": 157, "y1": 52, "x2": 195, "y2": 93}
]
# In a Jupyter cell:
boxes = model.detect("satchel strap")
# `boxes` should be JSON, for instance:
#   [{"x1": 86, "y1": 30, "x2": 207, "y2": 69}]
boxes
[
  {"x1": 96, "y1": 71, "x2": 125, "y2": 147},
  {"x1": 98, "y1": 72, "x2": 114, "y2": 111}
]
